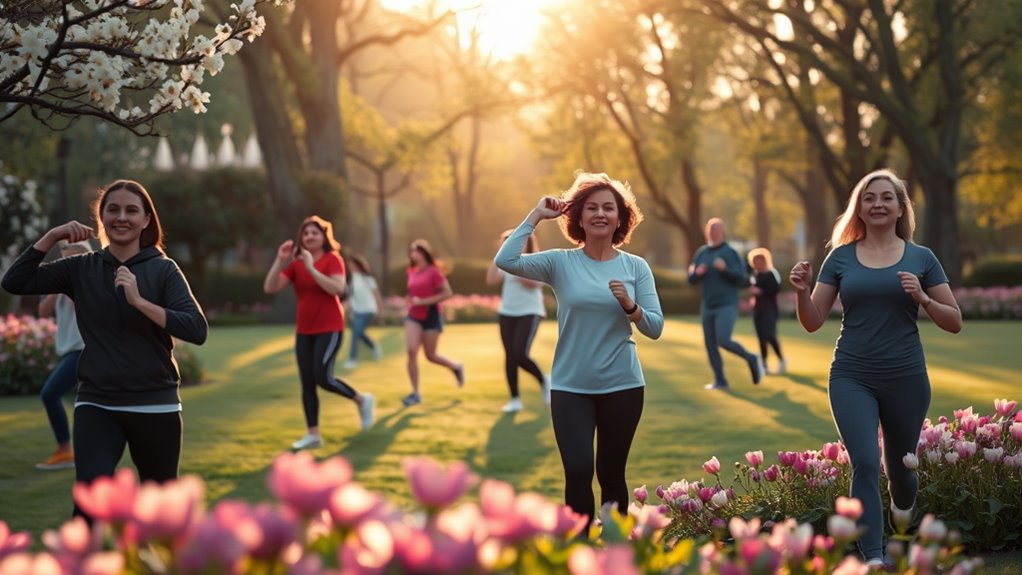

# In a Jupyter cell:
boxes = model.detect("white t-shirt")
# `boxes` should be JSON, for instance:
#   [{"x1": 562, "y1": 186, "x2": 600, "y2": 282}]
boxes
[
  {"x1": 54, "y1": 294, "x2": 85, "y2": 356},
  {"x1": 498, "y1": 269, "x2": 546, "y2": 317},
  {"x1": 349, "y1": 272, "x2": 379, "y2": 314}
]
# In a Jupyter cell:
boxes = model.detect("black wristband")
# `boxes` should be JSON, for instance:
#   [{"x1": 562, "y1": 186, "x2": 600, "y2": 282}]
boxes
[{"x1": 624, "y1": 302, "x2": 639, "y2": 315}]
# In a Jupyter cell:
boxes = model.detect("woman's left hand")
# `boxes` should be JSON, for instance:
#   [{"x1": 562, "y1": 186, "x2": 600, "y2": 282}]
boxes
[
  {"x1": 115, "y1": 266, "x2": 142, "y2": 306},
  {"x1": 608, "y1": 280, "x2": 633, "y2": 311},
  {"x1": 298, "y1": 248, "x2": 314, "y2": 269},
  {"x1": 897, "y1": 271, "x2": 927, "y2": 303}
]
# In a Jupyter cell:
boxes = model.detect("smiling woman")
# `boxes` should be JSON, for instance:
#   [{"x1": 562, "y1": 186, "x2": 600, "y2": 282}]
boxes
[{"x1": 380, "y1": 0, "x2": 552, "y2": 60}]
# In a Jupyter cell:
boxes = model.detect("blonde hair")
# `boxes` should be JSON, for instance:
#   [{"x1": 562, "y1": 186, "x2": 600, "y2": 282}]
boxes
[
  {"x1": 830, "y1": 169, "x2": 915, "y2": 249},
  {"x1": 747, "y1": 247, "x2": 774, "y2": 269}
]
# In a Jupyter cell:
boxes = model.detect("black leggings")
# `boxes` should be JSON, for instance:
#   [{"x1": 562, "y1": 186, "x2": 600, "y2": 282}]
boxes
[
  {"x1": 550, "y1": 387, "x2": 644, "y2": 528},
  {"x1": 296, "y1": 332, "x2": 358, "y2": 428},
  {"x1": 753, "y1": 307, "x2": 783, "y2": 361},
  {"x1": 498, "y1": 314, "x2": 545, "y2": 398},
  {"x1": 73, "y1": 405, "x2": 182, "y2": 519}
]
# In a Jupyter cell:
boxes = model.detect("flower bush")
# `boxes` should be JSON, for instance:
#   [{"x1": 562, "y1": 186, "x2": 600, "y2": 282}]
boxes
[
  {"x1": 0, "y1": 453, "x2": 980, "y2": 574},
  {"x1": 0, "y1": 314, "x2": 204, "y2": 394},
  {"x1": 0, "y1": 164, "x2": 47, "y2": 264},
  {"x1": 0, "y1": 313, "x2": 58, "y2": 395},
  {"x1": 652, "y1": 399, "x2": 1021, "y2": 553}
]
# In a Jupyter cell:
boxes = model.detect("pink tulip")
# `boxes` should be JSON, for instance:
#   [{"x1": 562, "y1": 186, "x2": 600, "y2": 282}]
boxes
[
  {"x1": 1016, "y1": 412, "x2": 1022, "y2": 423},
  {"x1": 428, "y1": 503, "x2": 482, "y2": 573},
  {"x1": 710, "y1": 490, "x2": 729, "y2": 509},
  {"x1": 960, "y1": 415, "x2": 979, "y2": 435},
  {"x1": 767, "y1": 519, "x2": 813, "y2": 561},
  {"x1": 0, "y1": 553, "x2": 62, "y2": 575},
  {"x1": 744, "y1": 450, "x2": 764, "y2": 468},
  {"x1": 402, "y1": 457, "x2": 477, "y2": 511},
  {"x1": 654, "y1": 485, "x2": 666, "y2": 500},
  {"x1": 0, "y1": 522, "x2": 31, "y2": 560},
  {"x1": 944, "y1": 451, "x2": 960, "y2": 465},
  {"x1": 955, "y1": 440, "x2": 977, "y2": 459},
  {"x1": 827, "y1": 515, "x2": 858, "y2": 540},
  {"x1": 633, "y1": 484, "x2": 647, "y2": 504},
  {"x1": 567, "y1": 544, "x2": 640, "y2": 575},
  {"x1": 793, "y1": 458, "x2": 809, "y2": 475},
  {"x1": 909, "y1": 542, "x2": 938, "y2": 570},
  {"x1": 1005, "y1": 452, "x2": 1022, "y2": 468},
  {"x1": 778, "y1": 451, "x2": 797, "y2": 467},
  {"x1": 821, "y1": 442, "x2": 841, "y2": 461},
  {"x1": 71, "y1": 468, "x2": 138, "y2": 524},
  {"x1": 763, "y1": 465, "x2": 779, "y2": 482},
  {"x1": 40, "y1": 517, "x2": 102, "y2": 572},
  {"x1": 478, "y1": 481, "x2": 539, "y2": 543},
  {"x1": 739, "y1": 539, "x2": 782, "y2": 573},
  {"x1": 680, "y1": 498, "x2": 703, "y2": 515},
  {"x1": 211, "y1": 501, "x2": 297, "y2": 562},
  {"x1": 545, "y1": 502, "x2": 588, "y2": 539},
  {"x1": 174, "y1": 516, "x2": 246, "y2": 574},
  {"x1": 339, "y1": 520, "x2": 394, "y2": 573},
  {"x1": 697, "y1": 487, "x2": 715, "y2": 503},
  {"x1": 328, "y1": 483, "x2": 386, "y2": 528},
  {"x1": 703, "y1": 456, "x2": 721, "y2": 475},
  {"x1": 918, "y1": 514, "x2": 948, "y2": 543},
  {"x1": 627, "y1": 503, "x2": 670, "y2": 539},
  {"x1": 79, "y1": 551, "x2": 125, "y2": 575},
  {"x1": 1010, "y1": 422, "x2": 1022, "y2": 443},
  {"x1": 954, "y1": 406, "x2": 974, "y2": 421},
  {"x1": 831, "y1": 556, "x2": 868, "y2": 575},
  {"x1": 983, "y1": 447, "x2": 1004, "y2": 463},
  {"x1": 728, "y1": 517, "x2": 761, "y2": 540},
  {"x1": 127, "y1": 476, "x2": 205, "y2": 544},
  {"x1": 268, "y1": 452, "x2": 353, "y2": 516},
  {"x1": 835, "y1": 497, "x2": 863, "y2": 520}
]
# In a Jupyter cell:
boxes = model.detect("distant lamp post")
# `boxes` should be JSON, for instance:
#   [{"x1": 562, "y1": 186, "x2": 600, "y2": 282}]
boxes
[{"x1": 55, "y1": 137, "x2": 72, "y2": 221}]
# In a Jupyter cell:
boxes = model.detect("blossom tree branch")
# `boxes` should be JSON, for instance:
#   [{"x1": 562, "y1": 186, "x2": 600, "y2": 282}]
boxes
[{"x1": 0, "y1": 0, "x2": 291, "y2": 135}]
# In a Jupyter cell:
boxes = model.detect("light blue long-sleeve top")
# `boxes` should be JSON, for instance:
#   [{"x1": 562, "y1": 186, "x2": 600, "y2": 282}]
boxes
[{"x1": 494, "y1": 220, "x2": 664, "y2": 394}]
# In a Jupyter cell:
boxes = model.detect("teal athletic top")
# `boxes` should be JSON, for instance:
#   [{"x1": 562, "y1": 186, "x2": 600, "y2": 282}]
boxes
[
  {"x1": 494, "y1": 220, "x2": 664, "y2": 394},
  {"x1": 818, "y1": 241, "x2": 948, "y2": 378},
  {"x1": 687, "y1": 242, "x2": 746, "y2": 310}
]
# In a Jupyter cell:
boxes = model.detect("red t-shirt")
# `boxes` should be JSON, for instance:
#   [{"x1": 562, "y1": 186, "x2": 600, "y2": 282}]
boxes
[
  {"x1": 406, "y1": 265, "x2": 446, "y2": 320},
  {"x1": 283, "y1": 252, "x2": 346, "y2": 334}
]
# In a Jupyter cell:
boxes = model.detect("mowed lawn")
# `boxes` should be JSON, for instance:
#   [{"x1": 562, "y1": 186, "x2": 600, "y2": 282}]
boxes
[{"x1": 1, "y1": 317, "x2": 1020, "y2": 569}]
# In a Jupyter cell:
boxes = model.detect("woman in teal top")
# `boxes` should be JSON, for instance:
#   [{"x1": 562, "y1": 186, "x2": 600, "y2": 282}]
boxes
[
  {"x1": 495, "y1": 172, "x2": 663, "y2": 534},
  {"x1": 790, "y1": 169, "x2": 962, "y2": 568}
]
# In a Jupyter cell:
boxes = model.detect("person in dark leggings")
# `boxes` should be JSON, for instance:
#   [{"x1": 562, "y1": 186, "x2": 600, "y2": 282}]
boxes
[
  {"x1": 747, "y1": 247, "x2": 785, "y2": 374},
  {"x1": 487, "y1": 229, "x2": 549, "y2": 413},
  {"x1": 264, "y1": 216, "x2": 374, "y2": 451},
  {"x1": 790, "y1": 169, "x2": 962, "y2": 569},
  {"x1": 495, "y1": 172, "x2": 664, "y2": 535},
  {"x1": 2, "y1": 179, "x2": 208, "y2": 521},
  {"x1": 688, "y1": 218, "x2": 764, "y2": 390}
]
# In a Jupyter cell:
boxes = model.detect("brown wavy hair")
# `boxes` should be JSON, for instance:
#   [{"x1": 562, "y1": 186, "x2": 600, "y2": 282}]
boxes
[
  {"x1": 294, "y1": 215, "x2": 341, "y2": 256},
  {"x1": 558, "y1": 172, "x2": 643, "y2": 247},
  {"x1": 93, "y1": 179, "x2": 164, "y2": 252}
]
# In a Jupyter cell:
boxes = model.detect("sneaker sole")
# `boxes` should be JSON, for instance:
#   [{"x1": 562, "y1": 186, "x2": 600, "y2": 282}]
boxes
[{"x1": 36, "y1": 462, "x2": 75, "y2": 470}]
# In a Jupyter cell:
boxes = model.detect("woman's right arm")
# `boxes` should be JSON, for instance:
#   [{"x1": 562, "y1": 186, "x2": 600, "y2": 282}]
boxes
[
  {"x1": 789, "y1": 261, "x2": 837, "y2": 332},
  {"x1": 263, "y1": 240, "x2": 294, "y2": 294},
  {"x1": 2, "y1": 222, "x2": 92, "y2": 296}
]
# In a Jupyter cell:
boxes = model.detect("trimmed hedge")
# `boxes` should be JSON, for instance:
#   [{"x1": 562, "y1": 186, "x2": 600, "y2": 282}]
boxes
[{"x1": 965, "y1": 254, "x2": 1022, "y2": 287}]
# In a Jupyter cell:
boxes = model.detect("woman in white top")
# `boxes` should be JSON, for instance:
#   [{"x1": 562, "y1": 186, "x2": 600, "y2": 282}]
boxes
[
  {"x1": 342, "y1": 253, "x2": 384, "y2": 369},
  {"x1": 486, "y1": 230, "x2": 550, "y2": 413}
]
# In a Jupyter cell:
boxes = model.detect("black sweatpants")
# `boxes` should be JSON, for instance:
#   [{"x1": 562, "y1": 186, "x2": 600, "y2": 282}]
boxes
[
  {"x1": 753, "y1": 306, "x2": 783, "y2": 361},
  {"x1": 295, "y1": 331, "x2": 358, "y2": 428},
  {"x1": 550, "y1": 386, "x2": 644, "y2": 529},
  {"x1": 73, "y1": 405, "x2": 182, "y2": 519},
  {"x1": 498, "y1": 314, "x2": 545, "y2": 398}
]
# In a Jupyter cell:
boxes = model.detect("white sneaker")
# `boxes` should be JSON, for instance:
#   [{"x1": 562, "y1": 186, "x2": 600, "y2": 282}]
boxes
[
  {"x1": 373, "y1": 345, "x2": 383, "y2": 361},
  {"x1": 358, "y1": 393, "x2": 375, "y2": 430},
  {"x1": 291, "y1": 434, "x2": 323, "y2": 451},
  {"x1": 502, "y1": 398, "x2": 523, "y2": 413},
  {"x1": 776, "y1": 359, "x2": 787, "y2": 374},
  {"x1": 542, "y1": 375, "x2": 552, "y2": 405},
  {"x1": 341, "y1": 359, "x2": 358, "y2": 370}
]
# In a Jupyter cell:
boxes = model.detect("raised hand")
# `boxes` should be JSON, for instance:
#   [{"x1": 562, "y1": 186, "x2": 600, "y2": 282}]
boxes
[
  {"x1": 51, "y1": 221, "x2": 94, "y2": 243},
  {"x1": 114, "y1": 266, "x2": 142, "y2": 306},
  {"x1": 713, "y1": 257, "x2": 726, "y2": 271},
  {"x1": 297, "y1": 247, "x2": 314, "y2": 269},
  {"x1": 789, "y1": 261, "x2": 813, "y2": 292},
  {"x1": 533, "y1": 196, "x2": 568, "y2": 220},
  {"x1": 276, "y1": 240, "x2": 294, "y2": 262}
]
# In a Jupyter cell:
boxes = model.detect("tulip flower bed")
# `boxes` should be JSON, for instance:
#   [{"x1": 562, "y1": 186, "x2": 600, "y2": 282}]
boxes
[
  {"x1": 759, "y1": 286, "x2": 1022, "y2": 320},
  {"x1": 0, "y1": 453, "x2": 981, "y2": 574},
  {"x1": 0, "y1": 314, "x2": 58, "y2": 395},
  {"x1": 651, "y1": 399, "x2": 1022, "y2": 553}
]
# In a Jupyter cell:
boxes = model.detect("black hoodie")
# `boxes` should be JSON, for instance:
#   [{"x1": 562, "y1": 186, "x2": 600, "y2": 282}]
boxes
[{"x1": 2, "y1": 245, "x2": 208, "y2": 406}]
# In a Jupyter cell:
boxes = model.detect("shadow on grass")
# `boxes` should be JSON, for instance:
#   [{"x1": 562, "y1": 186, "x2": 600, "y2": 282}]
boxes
[
  {"x1": 777, "y1": 372, "x2": 828, "y2": 392},
  {"x1": 467, "y1": 409, "x2": 554, "y2": 482}
]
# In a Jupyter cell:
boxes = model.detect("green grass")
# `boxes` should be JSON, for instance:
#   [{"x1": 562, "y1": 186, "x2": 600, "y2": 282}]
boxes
[{"x1": 1, "y1": 318, "x2": 1020, "y2": 572}]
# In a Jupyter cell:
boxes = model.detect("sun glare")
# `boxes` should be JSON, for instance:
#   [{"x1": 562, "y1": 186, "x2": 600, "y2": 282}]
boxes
[{"x1": 380, "y1": 0, "x2": 553, "y2": 61}]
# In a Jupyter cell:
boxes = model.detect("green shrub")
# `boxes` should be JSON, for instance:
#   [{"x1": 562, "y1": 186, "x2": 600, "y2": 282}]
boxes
[
  {"x1": 174, "y1": 342, "x2": 205, "y2": 386},
  {"x1": 201, "y1": 267, "x2": 273, "y2": 310},
  {"x1": 965, "y1": 254, "x2": 1022, "y2": 287}
]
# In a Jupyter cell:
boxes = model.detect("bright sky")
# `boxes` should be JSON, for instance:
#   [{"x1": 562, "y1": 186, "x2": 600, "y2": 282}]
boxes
[{"x1": 380, "y1": 0, "x2": 553, "y2": 61}]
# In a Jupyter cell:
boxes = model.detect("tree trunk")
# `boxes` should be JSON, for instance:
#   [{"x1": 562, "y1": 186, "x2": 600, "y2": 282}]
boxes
[
  {"x1": 680, "y1": 160, "x2": 704, "y2": 258},
  {"x1": 752, "y1": 159, "x2": 770, "y2": 247},
  {"x1": 304, "y1": 1, "x2": 348, "y2": 181},
  {"x1": 238, "y1": 39, "x2": 305, "y2": 237},
  {"x1": 915, "y1": 167, "x2": 962, "y2": 285},
  {"x1": 377, "y1": 174, "x2": 392, "y2": 296}
]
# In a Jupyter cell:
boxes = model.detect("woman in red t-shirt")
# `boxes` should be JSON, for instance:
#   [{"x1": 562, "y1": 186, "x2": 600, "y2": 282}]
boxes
[
  {"x1": 402, "y1": 239, "x2": 464, "y2": 406},
  {"x1": 263, "y1": 216, "x2": 375, "y2": 450}
]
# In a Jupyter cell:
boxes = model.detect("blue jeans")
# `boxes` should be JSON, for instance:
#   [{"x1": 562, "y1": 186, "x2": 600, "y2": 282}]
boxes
[
  {"x1": 40, "y1": 350, "x2": 82, "y2": 444},
  {"x1": 348, "y1": 312, "x2": 378, "y2": 360},
  {"x1": 701, "y1": 304, "x2": 754, "y2": 385}
]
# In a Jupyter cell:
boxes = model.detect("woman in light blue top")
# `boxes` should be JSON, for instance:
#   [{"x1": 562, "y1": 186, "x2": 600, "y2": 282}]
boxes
[
  {"x1": 495, "y1": 171, "x2": 663, "y2": 533},
  {"x1": 790, "y1": 169, "x2": 962, "y2": 568}
]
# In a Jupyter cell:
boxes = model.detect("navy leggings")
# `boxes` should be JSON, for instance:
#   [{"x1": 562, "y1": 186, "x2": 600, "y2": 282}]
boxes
[
  {"x1": 829, "y1": 373, "x2": 930, "y2": 560},
  {"x1": 498, "y1": 314, "x2": 544, "y2": 398},
  {"x1": 701, "y1": 304, "x2": 756, "y2": 384},
  {"x1": 295, "y1": 332, "x2": 358, "y2": 428},
  {"x1": 73, "y1": 405, "x2": 182, "y2": 519},
  {"x1": 550, "y1": 387, "x2": 644, "y2": 529},
  {"x1": 40, "y1": 350, "x2": 81, "y2": 444}
]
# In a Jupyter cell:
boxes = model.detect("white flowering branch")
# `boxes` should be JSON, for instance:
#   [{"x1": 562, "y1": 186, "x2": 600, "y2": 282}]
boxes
[{"x1": 0, "y1": 0, "x2": 291, "y2": 135}]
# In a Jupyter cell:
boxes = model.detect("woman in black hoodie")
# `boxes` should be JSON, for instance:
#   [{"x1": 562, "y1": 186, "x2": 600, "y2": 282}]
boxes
[{"x1": 2, "y1": 179, "x2": 207, "y2": 519}]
